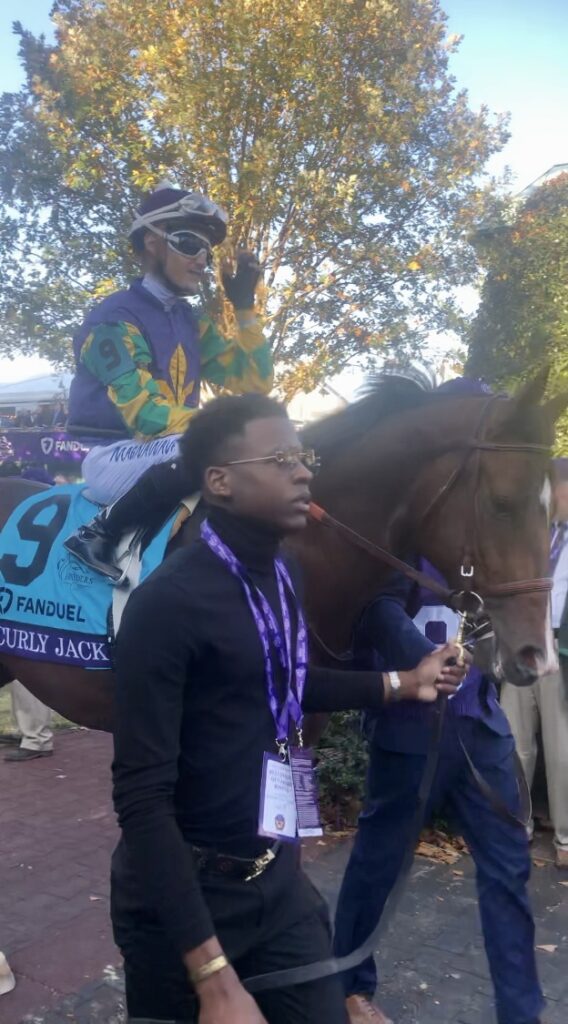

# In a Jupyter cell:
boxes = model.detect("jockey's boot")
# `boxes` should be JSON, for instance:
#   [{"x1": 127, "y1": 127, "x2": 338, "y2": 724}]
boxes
[{"x1": 64, "y1": 459, "x2": 187, "y2": 583}]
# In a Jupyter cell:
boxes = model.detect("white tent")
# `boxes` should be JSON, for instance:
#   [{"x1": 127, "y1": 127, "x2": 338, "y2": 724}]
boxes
[{"x1": 0, "y1": 374, "x2": 71, "y2": 409}]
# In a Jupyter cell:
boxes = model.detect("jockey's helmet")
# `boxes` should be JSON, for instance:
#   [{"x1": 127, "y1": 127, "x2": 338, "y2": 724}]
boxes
[{"x1": 129, "y1": 180, "x2": 228, "y2": 251}]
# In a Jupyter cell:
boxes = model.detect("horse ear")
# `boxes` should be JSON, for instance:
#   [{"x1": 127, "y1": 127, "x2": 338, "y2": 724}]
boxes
[
  {"x1": 513, "y1": 366, "x2": 550, "y2": 408},
  {"x1": 543, "y1": 392, "x2": 568, "y2": 424}
]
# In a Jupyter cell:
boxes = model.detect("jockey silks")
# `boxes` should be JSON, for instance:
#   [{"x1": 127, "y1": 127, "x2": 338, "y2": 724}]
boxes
[
  {"x1": 68, "y1": 279, "x2": 272, "y2": 438},
  {"x1": 69, "y1": 280, "x2": 201, "y2": 436}
]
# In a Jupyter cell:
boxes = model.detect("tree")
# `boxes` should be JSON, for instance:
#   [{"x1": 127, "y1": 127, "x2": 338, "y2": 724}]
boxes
[
  {"x1": 466, "y1": 172, "x2": 568, "y2": 446},
  {"x1": 0, "y1": 0, "x2": 507, "y2": 394}
]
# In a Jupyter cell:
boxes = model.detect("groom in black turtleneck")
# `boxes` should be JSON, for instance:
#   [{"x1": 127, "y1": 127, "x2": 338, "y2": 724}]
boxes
[{"x1": 111, "y1": 393, "x2": 463, "y2": 1024}]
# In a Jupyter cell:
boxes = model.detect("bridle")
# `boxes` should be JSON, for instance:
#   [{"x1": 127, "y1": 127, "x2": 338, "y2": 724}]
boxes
[
  {"x1": 310, "y1": 396, "x2": 552, "y2": 624},
  {"x1": 416, "y1": 396, "x2": 552, "y2": 603}
]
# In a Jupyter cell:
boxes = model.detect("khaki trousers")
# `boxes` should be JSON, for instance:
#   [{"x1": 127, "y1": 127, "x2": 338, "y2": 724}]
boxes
[
  {"x1": 10, "y1": 681, "x2": 54, "y2": 752},
  {"x1": 501, "y1": 665, "x2": 568, "y2": 850}
]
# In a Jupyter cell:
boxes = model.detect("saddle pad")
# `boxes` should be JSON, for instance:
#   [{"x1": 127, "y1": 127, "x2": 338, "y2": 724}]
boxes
[{"x1": 0, "y1": 484, "x2": 174, "y2": 669}]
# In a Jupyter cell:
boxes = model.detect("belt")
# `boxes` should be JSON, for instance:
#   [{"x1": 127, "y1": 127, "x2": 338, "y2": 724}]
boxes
[{"x1": 191, "y1": 842, "x2": 281, "y2": 882}]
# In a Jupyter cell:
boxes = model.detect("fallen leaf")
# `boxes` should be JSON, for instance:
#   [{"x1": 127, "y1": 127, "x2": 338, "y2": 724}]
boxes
[
  {"x1": 452, "y1": 869, "x2": 464, "y2": 876},
  {"x1": 416, "y1": 840, "x2": 460, "y2": 864},
  {"x1": 536, "y1": 944, "x2": 557, "y2": 953},
  {"x1": 558, "y1": 880, "x2": 568, "y2": 887},
  {"x1": 532, "y1": 859, "x2": 547, "y2": 868}
]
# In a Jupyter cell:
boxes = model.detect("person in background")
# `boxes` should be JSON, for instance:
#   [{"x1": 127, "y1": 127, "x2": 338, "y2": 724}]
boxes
[
  {"x1": 15, "y1": 409, "x2": 33, "y2": 428},
  {"x1": 51, "y1": 402, "x2": 67, "y2": 427},
  {"x1": 0, "y1": 681, "x2": 54, "y2": 763},
  {"x1": 501, "y1": 457, "x2": 568, "y2": 869}
]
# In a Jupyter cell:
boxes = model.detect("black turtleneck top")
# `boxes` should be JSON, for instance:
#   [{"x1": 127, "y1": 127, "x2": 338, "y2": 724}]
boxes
[{"x1": 113, "y1": 507, "x2": 386, "y2": 955}]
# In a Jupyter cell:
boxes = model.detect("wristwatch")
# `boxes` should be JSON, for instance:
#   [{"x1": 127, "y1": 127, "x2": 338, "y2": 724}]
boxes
[{"x1": 387, "y1": 671, "x2": 402, "y2": 701}]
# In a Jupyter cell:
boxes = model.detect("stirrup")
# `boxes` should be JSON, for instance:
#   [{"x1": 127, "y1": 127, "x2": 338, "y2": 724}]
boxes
[
  {"x1": 110, "y1": 526, "x2": 149, "y2": 589},
  {"x1": 63, "y1": 536, "x2": 125, "y2": 585}
]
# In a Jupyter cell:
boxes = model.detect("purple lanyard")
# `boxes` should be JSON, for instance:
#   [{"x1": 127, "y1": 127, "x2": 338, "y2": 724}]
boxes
[{"x1": 201, "y1": 520, "x2": 308, "y2": 750}]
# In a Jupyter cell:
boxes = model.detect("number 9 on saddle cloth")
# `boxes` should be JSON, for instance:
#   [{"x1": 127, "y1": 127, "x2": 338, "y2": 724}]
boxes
[{"x1": 0, "y1": 483, "x2": 177, "y2": 670}]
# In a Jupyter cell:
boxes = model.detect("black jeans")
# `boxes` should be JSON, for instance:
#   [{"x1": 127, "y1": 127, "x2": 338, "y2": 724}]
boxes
[{"x1": 111, "y1": 839, "x2": 348, "y2": 1023}]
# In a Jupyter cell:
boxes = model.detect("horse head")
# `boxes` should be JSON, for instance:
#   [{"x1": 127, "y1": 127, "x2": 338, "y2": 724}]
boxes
[
  {"x1": 408, "y1": 369, "x2": 568, "y2": 687},
  {"x1": 301, "y1": 368, "x2": 568, "y2": 688}
]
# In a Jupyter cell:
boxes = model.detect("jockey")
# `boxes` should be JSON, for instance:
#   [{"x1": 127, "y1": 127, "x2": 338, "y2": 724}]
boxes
[{"x1": 64, "y1": 180, "x2": 273, "y2": 581}]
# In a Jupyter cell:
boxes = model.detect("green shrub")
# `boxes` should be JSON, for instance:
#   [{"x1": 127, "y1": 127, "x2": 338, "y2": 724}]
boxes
[{"x1": 316, "y1": 711, "x2": 369, "y2": 828}]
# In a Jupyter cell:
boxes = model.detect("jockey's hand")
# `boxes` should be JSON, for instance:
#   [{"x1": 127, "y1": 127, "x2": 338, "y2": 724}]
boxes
[
  {"x1": 197, "y1": 965, "x2": 267, "y2": 1024},
  {"x1": 221, "y1": 250, "x2": 262, "y2": 309},
  {"x1": 393, "y1": 643, "x2": 469, "y2": 704}
]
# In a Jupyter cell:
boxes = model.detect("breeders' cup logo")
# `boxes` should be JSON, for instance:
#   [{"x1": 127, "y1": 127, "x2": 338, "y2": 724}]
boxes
[
  {"x1": 57, "y1": 555, "x2": 96, "y2": 587},
  {"x1": 0, "y1": 587, "x2": 14, "y2": 615},
  {"x1": 41, "y1": 436, "x2": 55, "y2": 456}
]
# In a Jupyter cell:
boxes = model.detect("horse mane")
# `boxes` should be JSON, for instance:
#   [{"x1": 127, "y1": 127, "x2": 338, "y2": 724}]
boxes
[
  {"x1": 302, "y1": 377, "x2": 554, "y2": 459},
  {"x1": 302, "y1": 378, "x2": 436, "y2": 458}
]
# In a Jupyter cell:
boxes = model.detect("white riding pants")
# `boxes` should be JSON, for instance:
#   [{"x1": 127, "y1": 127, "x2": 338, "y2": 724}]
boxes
[{"x1": 82, "y1": 435, "x2": 182, "y2": 505}]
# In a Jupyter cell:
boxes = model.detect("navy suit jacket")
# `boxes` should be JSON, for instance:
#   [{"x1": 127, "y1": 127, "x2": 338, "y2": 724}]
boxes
[{"x1": 357, "y1": 570, "x2": 511, "y2": 755}]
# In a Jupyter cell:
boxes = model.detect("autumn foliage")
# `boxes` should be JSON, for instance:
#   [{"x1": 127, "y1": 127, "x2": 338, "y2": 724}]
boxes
[
  {"x1": 0, "y1": 0, "x2": 507, "y2": 393},
  {"x1": 467, "y1": 172, "x2": 568, "y2": 447}
]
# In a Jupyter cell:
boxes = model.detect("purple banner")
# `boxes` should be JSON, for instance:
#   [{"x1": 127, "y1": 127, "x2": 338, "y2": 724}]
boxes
[
  {"x1": 0, "y1": 618, "x2": 111, "y2": 668},
  {"x1": 0, "y1": 431, "x2": 106, "y2": 467}
]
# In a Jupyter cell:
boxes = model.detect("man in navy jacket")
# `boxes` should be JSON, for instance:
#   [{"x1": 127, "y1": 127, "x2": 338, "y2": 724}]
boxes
[{"x1": 333, "y1": 563, "x2": 544, "y2": 1024}]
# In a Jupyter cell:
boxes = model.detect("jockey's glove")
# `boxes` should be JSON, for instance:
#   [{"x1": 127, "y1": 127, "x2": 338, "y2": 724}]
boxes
[{"x1": 222, "y1": 250, "x2": 262, "y2": 310}]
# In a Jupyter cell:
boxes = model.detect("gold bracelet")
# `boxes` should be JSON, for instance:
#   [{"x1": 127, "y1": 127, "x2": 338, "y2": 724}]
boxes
[{"x1": 190, "y1": 954, "x2": 229, "y2": 987}]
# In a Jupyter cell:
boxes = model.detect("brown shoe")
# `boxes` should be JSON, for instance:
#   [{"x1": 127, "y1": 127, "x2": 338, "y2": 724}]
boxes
[
  {"x1": 346, "y1": 994, "x2": 393, "y2": 1024},
  {"x1": 555, "y1": 847, "x2": 568, "y2": 870},
  {"x1": 4, "y1": 748, "x2": 54, "y2": 762}
]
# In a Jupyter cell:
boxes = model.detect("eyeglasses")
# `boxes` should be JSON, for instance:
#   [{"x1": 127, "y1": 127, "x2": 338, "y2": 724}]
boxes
[
  {"x1": 165, "y1": 230, "x2": 213, "y2": 265},
  {"x1": 224, "y1": 449, "x2": 320, "y2": 471},
  {"x1": 148, "y1": 225, "x2": 213, "y2": 264}
]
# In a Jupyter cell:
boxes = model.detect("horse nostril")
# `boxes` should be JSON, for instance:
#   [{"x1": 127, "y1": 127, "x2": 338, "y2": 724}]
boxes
[{"x1": 517, "y1": 645, "x2": 543, "y2": 673}]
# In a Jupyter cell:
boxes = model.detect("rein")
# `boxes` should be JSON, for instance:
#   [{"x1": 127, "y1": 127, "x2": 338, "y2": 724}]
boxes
[{"x1": 309, "y1": 500, "x2": 552, "y2": 608}]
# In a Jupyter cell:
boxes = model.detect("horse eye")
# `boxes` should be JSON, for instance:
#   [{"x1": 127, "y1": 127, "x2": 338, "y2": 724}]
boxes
[{"x1": 493, "y1": 498, "x2": 514, "y2": 519}]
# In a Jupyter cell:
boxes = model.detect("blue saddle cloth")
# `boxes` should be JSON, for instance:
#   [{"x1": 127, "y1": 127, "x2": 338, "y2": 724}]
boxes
[{"x1": 0, "y1": 484, "x2": 174, "y2": 669}]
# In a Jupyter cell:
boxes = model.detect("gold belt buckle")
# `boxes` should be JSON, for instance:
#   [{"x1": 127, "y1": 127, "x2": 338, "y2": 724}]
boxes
[{"x1": 245, "y1": 847, "x2": 276, "y2": 882}]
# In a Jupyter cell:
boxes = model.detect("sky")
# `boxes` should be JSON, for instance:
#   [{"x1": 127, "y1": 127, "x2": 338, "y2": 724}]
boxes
[{"x1": 0, "y1": 0, "x2": 567, "y2": 385}]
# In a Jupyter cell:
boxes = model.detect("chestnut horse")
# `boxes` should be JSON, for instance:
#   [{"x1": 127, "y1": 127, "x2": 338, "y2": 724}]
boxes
[{"x1": 0, "y1": 371, "x2": 565, "y2": 731}]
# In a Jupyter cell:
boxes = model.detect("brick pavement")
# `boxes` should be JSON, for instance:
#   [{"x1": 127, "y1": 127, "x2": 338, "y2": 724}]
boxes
[
  {"x1": 0, "y1": 729, "x2": 122, "y2": 1024},
  {"x1": 1, "y1": 728, "x2": 567, "y2": 1023}
]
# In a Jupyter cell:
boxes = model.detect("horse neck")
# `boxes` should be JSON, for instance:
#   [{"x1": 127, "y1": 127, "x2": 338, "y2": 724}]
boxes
[
  {"x1": 313, "y1": 399, "x2": 478, "y2": 545},
  {"x1": 296, "y1": 398, "x2": 487, "y2": 648}
]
